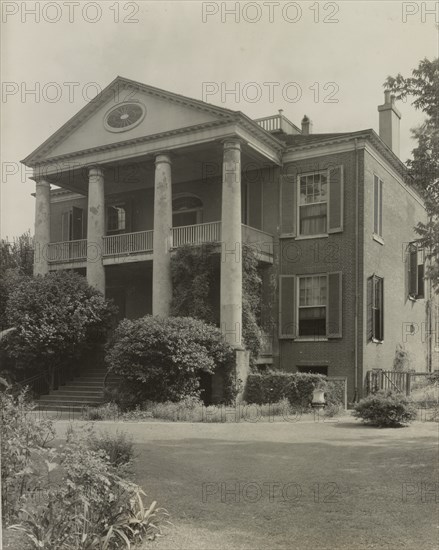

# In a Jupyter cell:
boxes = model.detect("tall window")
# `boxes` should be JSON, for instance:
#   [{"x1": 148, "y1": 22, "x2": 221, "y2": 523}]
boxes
[
  {"x1": 172, "y1": 195, "x2": 203, "y2": 227},
  {"x1": 298, "y1": 275, "x2": 327, "y2": 336},
  {"x1": 107, "y1": 204, "x2": 126, "y2": 233},
  {"x1": 368, "y1": 275, "x2": 384, "y2": 342},
  {"x1": 408, "y1": 243, "x2": 425, "y2": 299},
  {"x1": 62, "y1": 207, "x2": 84, "y2": 241},
  {"x1": 373, "y1": 175, "x2": 383, "y2": 237},
  {"x1": 299, "y1": 172, "x2": 328, "y2": 236}
]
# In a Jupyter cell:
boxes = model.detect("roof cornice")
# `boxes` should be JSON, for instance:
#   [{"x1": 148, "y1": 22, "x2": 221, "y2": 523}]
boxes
[
  {"x1": 22, "y1": 76, "x2": 240, "y2": 166},
  {"x1": 285, "y1": 129, "x2": 410, "y2": 181}
]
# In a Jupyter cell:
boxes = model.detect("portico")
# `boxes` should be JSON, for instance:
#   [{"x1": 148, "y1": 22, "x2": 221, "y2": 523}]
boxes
[{"x1": 26, "y1": 77, "x2": 281, "y2": 349}]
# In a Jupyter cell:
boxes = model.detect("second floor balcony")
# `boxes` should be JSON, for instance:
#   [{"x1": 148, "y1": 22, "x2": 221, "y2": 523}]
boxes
[{"x1": 46, "y1": 222, "x2": 274, "y2": 268}]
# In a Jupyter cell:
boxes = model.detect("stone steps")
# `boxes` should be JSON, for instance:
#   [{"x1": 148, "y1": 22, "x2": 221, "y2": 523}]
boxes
[{"x1": 36, "y1": 368, "x2": 108, "y2": 412}]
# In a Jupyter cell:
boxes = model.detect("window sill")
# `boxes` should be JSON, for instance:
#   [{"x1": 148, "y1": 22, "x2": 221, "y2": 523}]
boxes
[
  {"x1": 409, "y1": 295, "x2": 425, "y2": 302},
  {"x1": 372, "y1": 234, "x2": 384, "y2": 245},
  {"x1": 371, "y1": 338, "x2": 384, "y2": 344},
  {"x1": 295, "y1": 337, "x2": 328, "y2": 342},
  {"x1": 295, "y1": 234, "x2": 328, "y2": 241}
]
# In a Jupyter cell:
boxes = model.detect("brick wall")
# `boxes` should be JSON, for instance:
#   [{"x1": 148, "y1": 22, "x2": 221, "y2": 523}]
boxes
[
  {"x1": 276, "y1": 150, "x2": 361, "y2": 401},
  {"x1": 362, "y1": 148, "x2": 431, "y2": 383}
]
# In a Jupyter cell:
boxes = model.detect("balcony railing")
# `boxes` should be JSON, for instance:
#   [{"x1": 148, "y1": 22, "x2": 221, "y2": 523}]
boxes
[
  {"x1": 47, "y1": 239, "x2": 87, "y2": 262},
  {"x1": 47, "y1": 223, "x2": 273, "y2": 264},
  {"x1": 103, "y1": 230, "x2": 153, "y2": 256},
  {"x1": 171, "y1": 221, "x2": 221, "y2": 248},
  {"x1": 255, "y1": 113, "x2": 300, "y2": 135}
]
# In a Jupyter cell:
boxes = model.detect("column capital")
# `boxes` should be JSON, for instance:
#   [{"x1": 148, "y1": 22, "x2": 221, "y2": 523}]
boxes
[
  {"x1": 221, "y1": 138, "x2": 243, "y2": 152},
  {"x1": 33, "y1": 178, "x2": 51, "y2": 188},
  {"x1": 88, "y1": 165, "x2": 105, "y2": 178},
  {"x1": 155, "y1": 152, "x2": 172, "y2": 166}
]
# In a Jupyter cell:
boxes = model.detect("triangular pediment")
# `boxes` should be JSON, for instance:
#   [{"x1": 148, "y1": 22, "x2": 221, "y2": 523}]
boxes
[{"x1": 23, "y1": 77, "x2": 236, "y2": 165}]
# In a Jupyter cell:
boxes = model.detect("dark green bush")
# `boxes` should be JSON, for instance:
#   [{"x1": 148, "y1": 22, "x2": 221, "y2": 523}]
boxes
[
  {"x1": 353, "y1": 390, "x2": 418, "y2": 427},
  {"x1": 105, "y1": 315, "x2": 237, "y2": 405},
  {"x1": 244, "y1": 371, "x2": 343, "y2": 409}
]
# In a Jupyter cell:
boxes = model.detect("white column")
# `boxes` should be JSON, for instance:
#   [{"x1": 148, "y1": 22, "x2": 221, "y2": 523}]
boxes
[
  {"x1": 33, "y1": 179, "x2": 51, "y2": 276},
  {"x1": 152, "y1": 153, "x2": 172, "y2": 316},
  {"x1": 86, "y1": 166, "x2": 105, "y2": 294},
  {"x1": 220, "y1": 139, "x2": 243, "y2": 348}
]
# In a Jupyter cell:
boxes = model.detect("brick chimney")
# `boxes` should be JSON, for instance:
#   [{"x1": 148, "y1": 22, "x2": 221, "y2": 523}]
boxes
[
  {"x1": 301, "y1": 115, "x2": 312, "y2": 135},
  {"x1": 378, "y1": 91, "x2": 401, "y2": 156}
]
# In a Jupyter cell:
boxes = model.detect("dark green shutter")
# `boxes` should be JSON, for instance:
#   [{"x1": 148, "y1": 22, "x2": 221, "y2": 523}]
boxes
[
  {"x1": 327, "y1": 272, "x2": 342, "y2": 338},
  {"x1": 279, "y1": 275, "x2": 297, "y2": 338},
  {"x1": 373, "y1": 176, "x2": 379, "y2": 234},
  {"x1": 328, "y1": 165, "x2": 344, "y2": 233},
  {"x1": 367, "y1": 276, "x2": 373, "y2": 341},
  {"x1": 409, "y1": 244, "x2": 418, "y2": 297},
  {"x1": 280, "y1": 175, "x2": 296, "y2": 237}
]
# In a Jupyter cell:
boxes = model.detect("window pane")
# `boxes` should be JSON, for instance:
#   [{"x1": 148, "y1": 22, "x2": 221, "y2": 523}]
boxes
[
  {"x1": 300, "y1": 203, "x2": 327, "y2": 235},
  {"x1": 299, "y1": 307, "x2": 326, "y2": 336},
  {"x1": 374, "y1": 177, "x2": 379, "y2": 234},
  {"x1": 379, "y1": 180, "x2": 383, "y2": 236},
  {"x1": 108, "y1": 205, "x2": 126, "y2": 232}
]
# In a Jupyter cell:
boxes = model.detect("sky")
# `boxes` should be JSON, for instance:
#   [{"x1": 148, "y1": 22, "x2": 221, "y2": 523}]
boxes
[{"x1": 1, "y1": 0, "x2": 438, "y2": 238}]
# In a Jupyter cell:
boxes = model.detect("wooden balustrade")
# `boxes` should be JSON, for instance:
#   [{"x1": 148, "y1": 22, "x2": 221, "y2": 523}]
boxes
[
  {"x1": 171, "y1": 221, "x2": 222, "y2": 248},
  {"x1": 47, "y1": 239, "x2": 87, "y2": 262},
  {"x1": 103, "y1": 230, "x2": 153, "y2": 256},
  {"x1": 47, "y1": 224, "x2": 273, "y2": 263}
]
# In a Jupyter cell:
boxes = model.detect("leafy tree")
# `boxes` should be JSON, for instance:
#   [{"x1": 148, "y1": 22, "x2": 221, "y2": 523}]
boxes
[
  {"x1": 0, "y1": 231, "x2": 34, "y2": 277},
  {"x1": 0, "y1": 231, "x2": 34, "y2": 329},
  {"x1": 1, "y1": 271, "x2": 116, "y2": 379},
  {"x1": 385, "y1": 58, "x2": 439, "y2": 291}
]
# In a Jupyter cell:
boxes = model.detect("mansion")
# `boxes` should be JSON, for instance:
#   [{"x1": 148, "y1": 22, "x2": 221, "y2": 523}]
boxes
[{"x1": 23, "y1": 77, "x2": 439, "y2": 401}]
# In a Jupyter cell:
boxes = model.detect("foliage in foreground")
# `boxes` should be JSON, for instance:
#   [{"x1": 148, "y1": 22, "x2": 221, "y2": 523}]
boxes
[
  {"x1": 353, "y1": 390, "x2": 418, "y2": 427},
  {"x1": 1, "y1": 389, "x2": 166, "y2": 550},
  {"x1": 105, "y1": 315, "x2": 237, "y2": 405}
]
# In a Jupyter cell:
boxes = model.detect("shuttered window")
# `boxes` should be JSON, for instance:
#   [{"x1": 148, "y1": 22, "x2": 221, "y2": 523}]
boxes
[
  {"x1": 279, "y1": 272, "x2": 342, "y2": 339},
  {"x1": 367, "y1": 275, "x2": 384, "y2": 341},
  {"x1": 298, "y1": 172, "x2": 327, "y2": 236},
  {"x1": 296, "y1": 166, "x2": 344, "y2": 237},
  {"x1": 408, "y1": 243, "x2": 425, "y2": 299},
  {"x1": 373, "y1": 175, "x2": 384, "y2": 237}
]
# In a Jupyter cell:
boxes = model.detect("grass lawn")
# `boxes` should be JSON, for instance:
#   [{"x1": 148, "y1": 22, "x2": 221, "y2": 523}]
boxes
[{"x1": 45, "y1": 414, "x2": 438, "y2": 550}]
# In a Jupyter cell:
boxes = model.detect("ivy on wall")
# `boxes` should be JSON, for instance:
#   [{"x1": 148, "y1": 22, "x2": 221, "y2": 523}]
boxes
[{"x1": 171, "y1": 243, "x2": 263, "y2": 362}]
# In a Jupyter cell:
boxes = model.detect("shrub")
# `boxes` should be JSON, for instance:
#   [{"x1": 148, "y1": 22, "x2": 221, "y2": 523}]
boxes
[
  {"x1": 244, "y1": 371, "x2": 343, "y2": 409},
  {"x1": 87, "y1": 429, "x2": 134, "y2": 469},
  {"x1": 1, "y1": 271, "x2": 116, "y2": 379},
  {"x1": 106, "y1": 315, "x2": 237, "y2": 405},
  {"x1": 353, "y1": 391, "x2": 418, "y2": 427}
]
